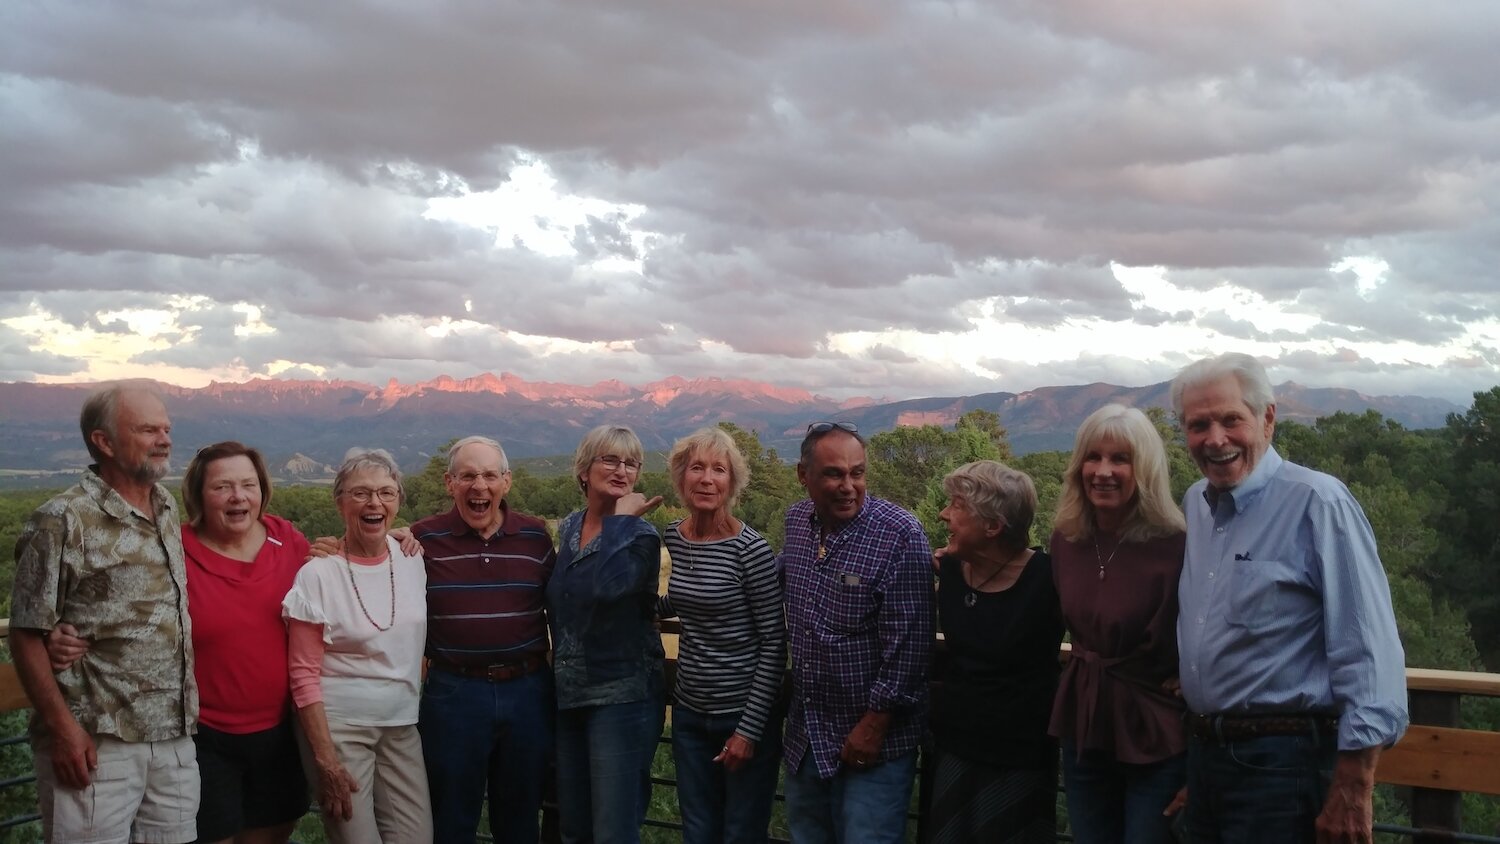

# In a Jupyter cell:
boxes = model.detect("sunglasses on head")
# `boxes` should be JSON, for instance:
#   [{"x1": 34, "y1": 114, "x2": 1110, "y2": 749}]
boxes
[{"x1": 806, "y1": 421, "x2": 859, "y2": 434}]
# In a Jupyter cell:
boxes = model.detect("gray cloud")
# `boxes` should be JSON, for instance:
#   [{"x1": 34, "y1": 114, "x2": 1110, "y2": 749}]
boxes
[{"x1": 1, "y1": 0, "x2": 1497, "y2": 403}]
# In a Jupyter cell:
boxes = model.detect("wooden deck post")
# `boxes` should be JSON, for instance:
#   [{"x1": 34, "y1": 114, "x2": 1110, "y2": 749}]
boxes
[{"x1": 1407, "y1": 688, "x2": 1462, "y2": 843}]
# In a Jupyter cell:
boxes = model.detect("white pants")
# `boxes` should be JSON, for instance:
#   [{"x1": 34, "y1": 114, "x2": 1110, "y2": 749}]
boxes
[{"x1": 297, "y1": 720, "x2": 433, "y2": 844}]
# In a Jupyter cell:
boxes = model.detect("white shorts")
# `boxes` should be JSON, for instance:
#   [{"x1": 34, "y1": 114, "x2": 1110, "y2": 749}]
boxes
[{"x1": 34, "y1": 734, "x2": 199, "y2": 844}]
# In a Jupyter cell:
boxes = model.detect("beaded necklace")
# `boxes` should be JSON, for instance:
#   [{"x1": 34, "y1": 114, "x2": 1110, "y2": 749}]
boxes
[{"x1": 345, "y1": 554, "x2": 395, "y2": 631}]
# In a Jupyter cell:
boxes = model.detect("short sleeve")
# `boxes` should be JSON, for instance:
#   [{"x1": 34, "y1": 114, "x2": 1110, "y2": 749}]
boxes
[
  {"x1": 10, "y1": 509, "x2": 67, "y2": 631},
  {"x1": 282, "y1": 561, "x2": 333, "y2": 644}
]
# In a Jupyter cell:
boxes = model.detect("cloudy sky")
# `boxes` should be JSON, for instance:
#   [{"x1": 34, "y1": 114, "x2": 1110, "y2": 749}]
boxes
[{"x1": 3, "y1": 1, "x2": 1498, "y2": 403}]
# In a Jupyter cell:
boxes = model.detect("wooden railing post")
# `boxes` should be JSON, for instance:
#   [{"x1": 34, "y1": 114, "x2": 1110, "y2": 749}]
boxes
[{"x1": 1407, "y1": 688, "x2": 1462, "y2": 843}]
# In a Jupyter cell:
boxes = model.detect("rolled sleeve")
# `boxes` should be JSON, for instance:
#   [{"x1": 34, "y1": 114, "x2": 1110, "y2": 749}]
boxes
[
  {"x1": 868, "y1": 526, "x2": 935, "y2": 713},
  {"x1": 1313, "y1": 494, "x2": 1409, "y2": 750}
]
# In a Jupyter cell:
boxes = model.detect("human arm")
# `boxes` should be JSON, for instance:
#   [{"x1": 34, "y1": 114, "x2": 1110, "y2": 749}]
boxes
[
  {"x1": 9, "y1": 629, "x2": 96, "y2": 788},
  {"x1": 1315, "y1": 747, "x2": 1380, "y2": 844},
  {"x1": 846, "y1": 524, "x2": 936, "y2": 762},
  {"x1": 309, "y1": 528, "x2": 420, "y2": 559},
  {"x1": 1314, "y1": 493, "x2": 1408, "y2": 750},
  {"x1": 725, "y1": 537, "x2": 786, "y2": 771},
  {"x1": 44, "y1": 623, "x2": 89, "y2": 672},
  {"x1": 287, "y1": 619, "x2": 358, "y2": 821}
]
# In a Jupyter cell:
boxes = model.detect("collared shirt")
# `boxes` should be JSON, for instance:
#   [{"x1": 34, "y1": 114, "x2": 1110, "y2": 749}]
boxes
[
  {"x1": 411, "y1": 503, "x2": 556, "y2": 667},
  {"x1": 780, "y1": 496, "x2": 935, "y2": 779},
  {"x1": 1178, "y1": 447, "x2": 1409, "y2": 751},
  {"x1": 10, "y1": 469, "x2": 198, "y2": 743}
]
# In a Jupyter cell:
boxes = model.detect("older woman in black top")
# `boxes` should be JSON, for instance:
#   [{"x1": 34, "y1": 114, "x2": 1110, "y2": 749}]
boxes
[{"x1": 929, "y1": 460, "x2": 1064, "y2": 844}]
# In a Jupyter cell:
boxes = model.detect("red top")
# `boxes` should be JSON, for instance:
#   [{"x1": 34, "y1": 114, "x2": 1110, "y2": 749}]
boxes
[
  {"x1": 1048, "y1": 529, "x2": 1187, "y2": 764},
  {"x1": 184, "y1": 514, "x2": 309, "y2": 733}
]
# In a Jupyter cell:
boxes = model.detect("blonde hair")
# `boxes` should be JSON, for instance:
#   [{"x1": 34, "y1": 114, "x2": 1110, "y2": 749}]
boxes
[
  {"x1": 1053, "y1": 404, "x2": 1185, "y2": 543},
  {"x1": 668, "y1": 427, "x2": 750, "y2": 511},
  {"x1": 572, "y1": 425, "x2": 645, "y2": 492},
  {"x1": 943, "y1": 460, "x2": 1036, "y2": 552}
]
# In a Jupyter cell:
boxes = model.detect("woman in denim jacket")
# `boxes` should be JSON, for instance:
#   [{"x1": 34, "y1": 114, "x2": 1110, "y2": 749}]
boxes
[{"x1": 547, "y1": 425, "x2": 667, "y2": 844}]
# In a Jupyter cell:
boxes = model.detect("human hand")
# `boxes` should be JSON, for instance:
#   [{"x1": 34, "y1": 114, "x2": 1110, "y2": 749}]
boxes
[
  {"x1": 46, "y1": 623, "x2": 89, "y2": 672},
  {"x1": 618, "y1": 493, "x2": 664, "y2": 518},
  {"x1": 50, "y1": 719, "x2": 97, "y2": 790},
  {"x1": 1162, "y1": 676, "x2": 1183, "y2": 698},
  {"x1": 1315, "y1": 751, "x2": 1377, "y2": 844},
  {"x1": 316, "y1": 759, "x2": 360, "y2": 821},
  {"x1": 715, "y1": 733, "x2": 755, "y2": 773},
  {"x1": 930, "y1": 547, "x2": 951, "y2": 572},
  {"x1": 839, "y1": 711, "x2": 891, "y2": 771},
  {"x1": 390, "y1": 527, "x2": 422, "y2": 557},
  {"x1": 307, "y1": 536, "x2": 342, "y2": 559},
  {"x1": 1164, "y1": 785, "x2": 1187, "y2": 816}
]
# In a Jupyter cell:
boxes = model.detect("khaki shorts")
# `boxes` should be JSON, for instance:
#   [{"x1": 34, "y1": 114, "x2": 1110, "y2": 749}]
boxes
[{"x1": 35, "y1": 734, "x2": 199, "y2": 844}]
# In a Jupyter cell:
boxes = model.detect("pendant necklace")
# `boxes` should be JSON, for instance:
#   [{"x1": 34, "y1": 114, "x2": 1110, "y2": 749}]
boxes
[
  {"x1": 963, "y1": 556, "x2": 1016, "y2": 608},
  {"x1": 1093, "y1": 535, "x2": 1122, "y2": 581},
  {"x1": 346, "y1": 554, "x2": 396, "y2": 631}
]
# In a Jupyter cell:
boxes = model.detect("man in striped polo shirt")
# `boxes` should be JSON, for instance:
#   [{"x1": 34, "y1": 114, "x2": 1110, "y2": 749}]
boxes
[{"x1": 410, "y1": 435, "x2": 557, "y2": 844}]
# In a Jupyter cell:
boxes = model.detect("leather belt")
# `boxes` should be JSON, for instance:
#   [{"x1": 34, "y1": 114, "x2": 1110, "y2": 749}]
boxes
[
  {"x1": 430, "y1": 653, "x2": 548, "y2": 683},
  {"x1": 1187, "y1": 712, "x2": 1338, "y2": 744}
]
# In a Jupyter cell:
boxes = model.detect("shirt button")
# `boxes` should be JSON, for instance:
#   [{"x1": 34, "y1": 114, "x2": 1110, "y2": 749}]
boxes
[
  {"x1": 1215, "y1": 527, "x2": 1225, "y2": 533},
  {"x1": 1191, "y1": 664, "x2": 1198, "y2": 672},
  {"x1": 1196, "y1": 617, "x2": 1204, "y2": 624},
  {"x1": 1208, "y1": 572, "x2": 1215, "y2": 579}
]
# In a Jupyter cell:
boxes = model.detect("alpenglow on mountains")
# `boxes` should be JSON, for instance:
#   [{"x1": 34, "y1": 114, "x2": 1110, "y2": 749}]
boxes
[{"x1": 0, "y1": 373, "x2": 1463, "y2": 477}]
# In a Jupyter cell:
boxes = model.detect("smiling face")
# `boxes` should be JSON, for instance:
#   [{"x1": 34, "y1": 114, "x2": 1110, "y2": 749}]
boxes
[
  {"x1": 1181, "y1": 374, "x2": 1276, "y2": 491},
  {"x1": 583, "y1": 452, "x2": 640, "y2": 504},
  {"x1": 938, "y1": 493, "x2": 1000, "y2": 557},
  {"x1": 797, "y1": 431, "x2": 867, "y2": 529},
  {"x1": 97, "y1": 390, "x2": 172, "y2": 485},
  {"x1": 445, "y1": 441, "x2": 511, "y2": 535},
  {"x1": 336, "y1": 466, "x2": 400, "y2": 555},
  {"x1": 680, "y1": 447, "x2": 733, "y2": 516},
  {"x1": 1081, "y1": 435, "x2": 1138, "y2": 520},
  {"x1": 199, "y1": 455, "x2": 264, "y2": 541}
]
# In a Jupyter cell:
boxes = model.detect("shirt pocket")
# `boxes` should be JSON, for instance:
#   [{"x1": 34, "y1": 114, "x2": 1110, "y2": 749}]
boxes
[
  {"x1": 1225, "y1": 558, "x2": 1300, "y2": 631},
  {"x1": 819, "y1": 578, "x2": 877, "y2": 635}
]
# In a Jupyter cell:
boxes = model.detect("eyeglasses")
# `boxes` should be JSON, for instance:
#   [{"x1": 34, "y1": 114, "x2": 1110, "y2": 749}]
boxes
[
  {"x1": 454, "y1": 471, "x2": 508, "y2": 485},
  {"x1": 341, "y1": 487, "x2": 400, "y2": 503},
  {"x1": 807, "y1": 421, "x2": 859, "y2": 434},
  {"x1": 594, "y1": 455, "x2": 643, "y2": 473}
]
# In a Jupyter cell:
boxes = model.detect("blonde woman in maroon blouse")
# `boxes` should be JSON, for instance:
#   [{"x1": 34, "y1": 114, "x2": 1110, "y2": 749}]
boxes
[{"x1": 1048, "y1": 404, "x2": 1188, "y2": 844}]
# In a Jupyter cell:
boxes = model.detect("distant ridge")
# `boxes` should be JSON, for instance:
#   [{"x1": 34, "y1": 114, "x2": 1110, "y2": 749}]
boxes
[{"x1": 0, "y1": 373, "x2": 1464, "y2": 478}]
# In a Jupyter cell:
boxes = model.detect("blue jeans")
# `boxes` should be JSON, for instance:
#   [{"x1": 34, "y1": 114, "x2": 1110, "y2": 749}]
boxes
[
  {"x1": 1061, "y1": 740, "x2": 1186, "y2": 844},
  {"x1": 1184, "y1": 733, "x2": 1335, "y2": 844},
  {"x1": 419, "y1": 667, "x2": 554, "y2": 844},
  {"x1": 783, "y1": 749, "x2": 917, "y2": 844},
  {"x1": 671, "y1": 706, "x2": 783, "y2": 844},
  {"x1": 555, "y1": 690, "x2": 666, "y2": 844}
]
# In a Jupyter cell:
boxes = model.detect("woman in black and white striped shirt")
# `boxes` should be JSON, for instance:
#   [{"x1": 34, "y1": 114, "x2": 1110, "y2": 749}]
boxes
[{"x1": 658, "y1": 426, "x2": 787, "y2": 844}]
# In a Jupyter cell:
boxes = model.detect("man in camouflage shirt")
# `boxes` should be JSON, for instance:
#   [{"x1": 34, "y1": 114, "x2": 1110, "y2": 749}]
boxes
[{"x1": 9, "y1": 385, "x2": 199, "y2": 844}]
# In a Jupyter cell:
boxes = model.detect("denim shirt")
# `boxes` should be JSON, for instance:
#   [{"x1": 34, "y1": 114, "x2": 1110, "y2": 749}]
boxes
[{"x1": 547, "y1": 510, "x2": 665, "y2": 709}]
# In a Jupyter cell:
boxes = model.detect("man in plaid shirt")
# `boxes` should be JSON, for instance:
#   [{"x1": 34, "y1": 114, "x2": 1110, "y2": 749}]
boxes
[{"x1": 780, "y1": 422, "x2": 936, "y2": 844}]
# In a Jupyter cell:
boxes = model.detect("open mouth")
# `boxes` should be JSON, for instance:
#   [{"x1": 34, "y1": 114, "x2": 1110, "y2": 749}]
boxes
[
  {"x1": 1205, "y1": 450, "x2": 1241, "y2": 466},
  {"x1": 463, "y1": 497, "x2": 491, "y2": 517},
  {"x1": 361, "y1": 514, "x2": 386, "y2": 526}
]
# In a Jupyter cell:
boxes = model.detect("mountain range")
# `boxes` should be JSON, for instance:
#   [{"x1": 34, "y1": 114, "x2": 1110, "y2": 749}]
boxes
[{"x1": 0, "y1": 373, "x2": 1465, "y2": 482}]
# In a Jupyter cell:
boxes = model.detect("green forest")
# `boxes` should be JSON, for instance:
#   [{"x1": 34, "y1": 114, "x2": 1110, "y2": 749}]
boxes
[{"x1": 0, "y1": 388, "x2": 1498, "y2": 839}]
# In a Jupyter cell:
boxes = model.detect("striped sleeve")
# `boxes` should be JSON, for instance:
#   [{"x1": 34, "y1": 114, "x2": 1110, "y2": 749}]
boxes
[{"x1": 733, "y1": 534, "x2": 786, "y2": 743}]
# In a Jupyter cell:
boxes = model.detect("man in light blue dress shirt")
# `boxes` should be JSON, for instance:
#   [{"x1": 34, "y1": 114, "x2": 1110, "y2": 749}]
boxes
[{"x1": 1171, "y1": 353, "x2": 1408, "y2": 844}]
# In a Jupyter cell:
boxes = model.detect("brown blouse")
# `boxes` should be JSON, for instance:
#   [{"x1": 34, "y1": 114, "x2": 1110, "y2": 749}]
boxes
[{"x1": 1048, "y1": 529, "x2": 1187, "y2": 764}]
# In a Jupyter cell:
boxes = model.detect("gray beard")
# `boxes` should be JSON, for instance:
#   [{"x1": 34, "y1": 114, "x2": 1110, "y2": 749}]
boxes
[{"x1": 128, "y1": 458, "x2": 169, "y2": 485}]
